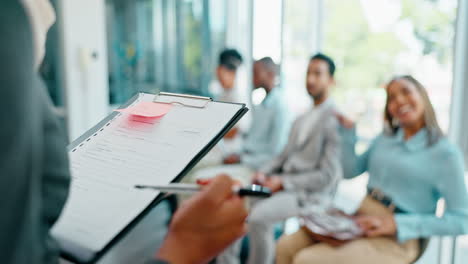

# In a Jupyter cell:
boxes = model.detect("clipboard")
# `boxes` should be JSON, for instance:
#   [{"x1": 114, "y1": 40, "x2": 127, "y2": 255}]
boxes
[{"x1": 54, "y1": 92, "x2": 248, "y2": 264}]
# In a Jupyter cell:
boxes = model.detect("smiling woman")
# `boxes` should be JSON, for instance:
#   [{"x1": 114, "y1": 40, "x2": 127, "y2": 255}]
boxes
[
  {"x1": 384, "y1": 76, "x2": 443, "y2": 145},
  {"x1": 276, "y1": 75, "x2": 468, "y2": 264}
]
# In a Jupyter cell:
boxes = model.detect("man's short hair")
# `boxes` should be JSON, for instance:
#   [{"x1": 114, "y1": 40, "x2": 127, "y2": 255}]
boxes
[
  {"x1": 310, "y1": 53, "x2": 336, "y2": 77},
  {"x1": 219, "y1": 49, "x2": 243, "y2": 71},
  {"x1": 255, "y1": 57, "x2": 278, "y2": 74}
]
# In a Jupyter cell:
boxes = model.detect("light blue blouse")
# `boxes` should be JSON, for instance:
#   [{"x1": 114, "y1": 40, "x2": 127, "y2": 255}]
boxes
[{"x1": 341, "y1": 127, "x2": 468, "y2": 242}]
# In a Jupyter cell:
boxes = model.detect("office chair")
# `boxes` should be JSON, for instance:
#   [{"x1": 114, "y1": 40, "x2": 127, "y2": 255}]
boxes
[{"x1": 412, "y1": 238, "x2": 430, "y2": 263}]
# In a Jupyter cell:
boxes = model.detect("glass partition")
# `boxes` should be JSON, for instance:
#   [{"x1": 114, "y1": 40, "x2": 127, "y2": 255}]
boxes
[{"x1": 105, "y1": 0, "x2": 228, "y2": 105}]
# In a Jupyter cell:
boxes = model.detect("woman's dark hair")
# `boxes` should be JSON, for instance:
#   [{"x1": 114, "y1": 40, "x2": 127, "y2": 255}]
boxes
[{"x1": 384, "y1": 75, "x2": 444, "y2": 146}]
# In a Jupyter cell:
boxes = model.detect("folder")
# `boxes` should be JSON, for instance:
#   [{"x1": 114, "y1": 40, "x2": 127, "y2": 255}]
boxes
[{"x1": 52, "y1": 92, "x2": 248, "y2": 263}]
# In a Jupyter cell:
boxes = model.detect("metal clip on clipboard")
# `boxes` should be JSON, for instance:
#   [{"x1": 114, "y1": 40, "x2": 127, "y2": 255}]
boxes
[{"x1": 154, "y1": 92, "x2": 212, "y2": 109}]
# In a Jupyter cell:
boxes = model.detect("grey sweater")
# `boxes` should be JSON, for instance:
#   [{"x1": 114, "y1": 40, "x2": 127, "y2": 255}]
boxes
[{"x1": 259, "y1": 103, "x2": 342, "y2": 209}]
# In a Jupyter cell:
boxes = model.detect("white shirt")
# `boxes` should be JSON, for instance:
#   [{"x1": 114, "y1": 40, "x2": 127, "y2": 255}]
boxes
[{"x1": 296, "y1": 98, "x2": 334, "y2": 147}]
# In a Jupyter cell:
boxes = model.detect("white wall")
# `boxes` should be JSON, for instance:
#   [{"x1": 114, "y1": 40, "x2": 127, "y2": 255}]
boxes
[
  {"x1": 57, "y1": 0, "x2": 109, "y2": 141},
  {"x1": 442, "y1": 2, "x2": 468, "y2": 263},
  {"x1": 451, "y1": 0, "x2": 468, "y2": 166},
  {"x1": 226, "y1": 0, "x2": 254, "y2": 127}
]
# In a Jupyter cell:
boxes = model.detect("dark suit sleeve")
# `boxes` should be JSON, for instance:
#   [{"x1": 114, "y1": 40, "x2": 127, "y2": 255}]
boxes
[
  {"x1": 0, "y1": 1, "x2": 43, "y2": 262},
  {"x1": 39, "y1": 80, "x2": 71, "y2": 263},
  {"x1": 0, "y1": 2, "x2": 71, "y2": 263}
]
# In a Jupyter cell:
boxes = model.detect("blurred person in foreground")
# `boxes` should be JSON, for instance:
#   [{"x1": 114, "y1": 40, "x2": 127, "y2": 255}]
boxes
[{"x1": 0, "y1": 1, "x2": 247, "y2": 263}]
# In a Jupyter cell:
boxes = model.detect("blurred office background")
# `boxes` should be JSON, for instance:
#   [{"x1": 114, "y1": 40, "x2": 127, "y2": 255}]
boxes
[{"x1": 43, "y1": 0, "x2": 468, "y2": 263}]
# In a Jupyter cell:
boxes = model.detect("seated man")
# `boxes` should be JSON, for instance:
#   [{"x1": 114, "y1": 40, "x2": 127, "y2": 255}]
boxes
[
  {"x1": 187, "y1": 58, "x2": 290, "y2": 200},
  {"x1": 218, "y1": 53, "x2": 343, "y2": 264},
  {"x1": 223, "y1": 57, "x2": 291, "y2": 172}
]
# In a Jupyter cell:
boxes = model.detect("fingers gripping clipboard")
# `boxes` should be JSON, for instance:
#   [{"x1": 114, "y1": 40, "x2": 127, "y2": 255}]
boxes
[{"x1": 52, "y1": 92, "x2": 248, "y2": 263}]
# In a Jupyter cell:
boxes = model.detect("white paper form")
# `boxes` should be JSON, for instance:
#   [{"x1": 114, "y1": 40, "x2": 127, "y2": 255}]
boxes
[{"x1": 52, "y1": 93, "x2": 244, "y2": 260}]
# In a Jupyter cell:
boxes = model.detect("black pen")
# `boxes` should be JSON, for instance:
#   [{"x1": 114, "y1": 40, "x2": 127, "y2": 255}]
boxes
[{"x1": 134, "y1": 183, "x2": 272, "y2": 198}]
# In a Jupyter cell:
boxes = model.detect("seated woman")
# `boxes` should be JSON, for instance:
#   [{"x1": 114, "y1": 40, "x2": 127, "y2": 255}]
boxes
[{"x1": 275, "y1": 75, "x2": 468, "y2": 264}]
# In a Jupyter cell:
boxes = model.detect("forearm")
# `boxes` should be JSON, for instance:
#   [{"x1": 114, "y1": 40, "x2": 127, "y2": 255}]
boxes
[
  {"x1": 395, "y1": 212, "x2": 468, "y2": 242},
  {"x1": 339, "y1": 126, "x2": 368, "y2": 179},
  {"x1": 155, "y1": 234, "x2": 195, "y2": 264}
]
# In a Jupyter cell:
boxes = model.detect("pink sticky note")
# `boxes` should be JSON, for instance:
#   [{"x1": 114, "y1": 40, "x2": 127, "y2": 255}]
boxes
[{"x1": 115, "y1": 102, "x2": 172, "y2": 118}]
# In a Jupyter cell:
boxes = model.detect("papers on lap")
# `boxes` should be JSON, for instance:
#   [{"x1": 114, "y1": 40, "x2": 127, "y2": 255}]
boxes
[{"x1": 301, "y1": 209, "x2": 363, "y2": 241}]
